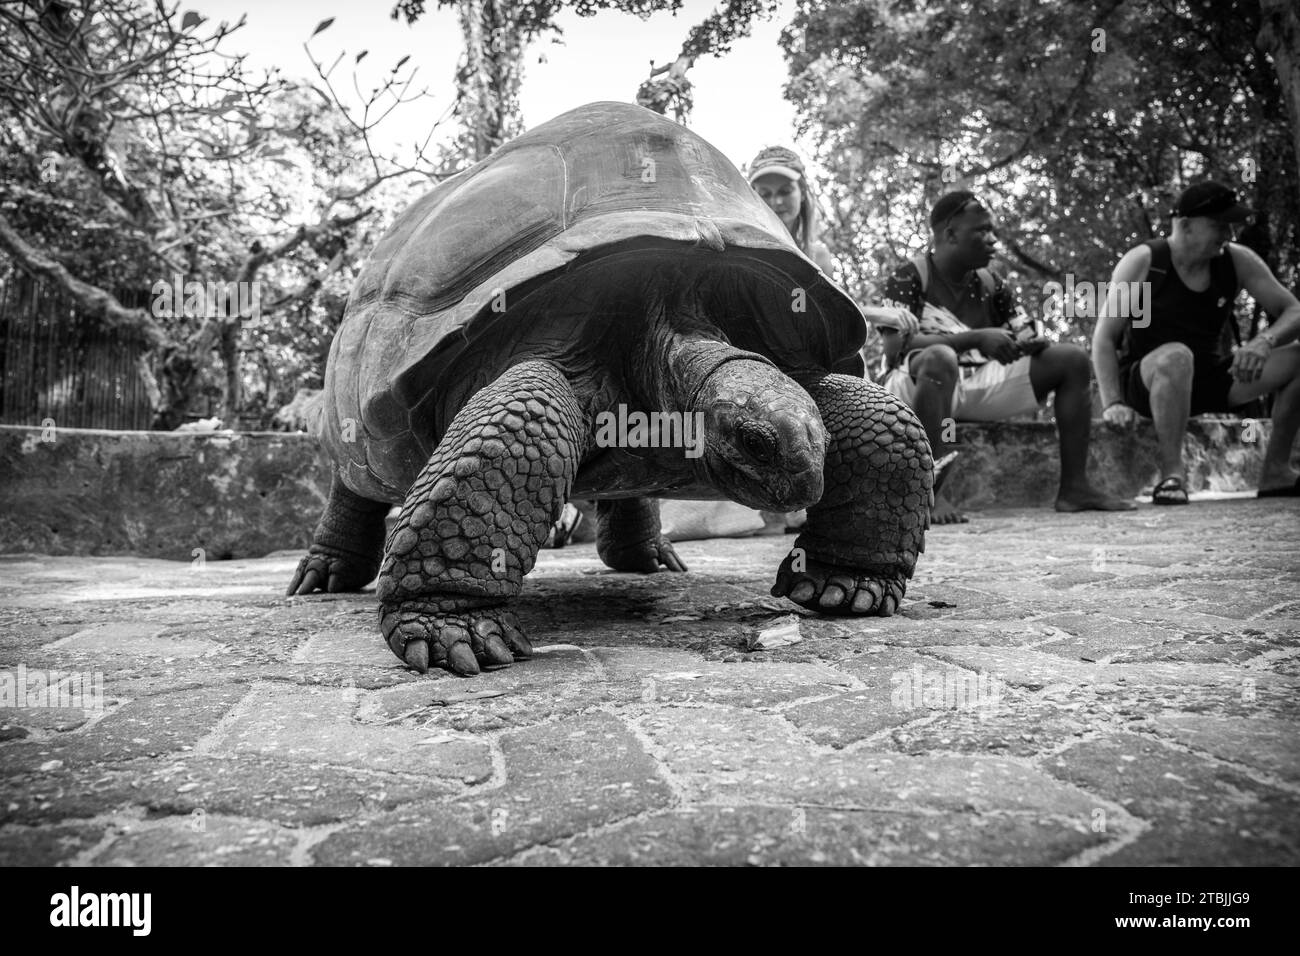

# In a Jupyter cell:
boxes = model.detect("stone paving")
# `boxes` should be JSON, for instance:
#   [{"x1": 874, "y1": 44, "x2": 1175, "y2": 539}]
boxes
[{"x1": 1, "y1": 498, "x2": 1297, "y2": 866}]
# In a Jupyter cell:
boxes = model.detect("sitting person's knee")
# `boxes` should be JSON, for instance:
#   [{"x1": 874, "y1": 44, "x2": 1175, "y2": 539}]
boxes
[
  {"x1": 1151, "y1": 343, "x2": 1195, "y2": 378},
  {"x1": 915, "y1": 345, "x2": 959, "y2": 383},
  {"x1": 1046, "y1": 342, "x2": 1090, "y2": 376}
]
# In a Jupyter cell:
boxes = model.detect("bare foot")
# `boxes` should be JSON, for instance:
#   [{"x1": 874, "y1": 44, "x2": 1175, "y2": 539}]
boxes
[
  {"x1": 1258, "y1": 467, "x2": 1300, "y2": 496},
  {"x1": 1055, "y1": 486, "x2": 1138, "y2": 512},
  {"x1": 931, "y1": 489, "x2": 968, "y2": 525}
]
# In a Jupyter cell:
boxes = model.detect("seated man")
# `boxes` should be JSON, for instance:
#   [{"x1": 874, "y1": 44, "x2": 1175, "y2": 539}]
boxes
[
  {"x1": 1093, "y1": 181, "x2": 1300, "y2": 502},
  {"x1": 878, "y1": 190, "x2": 1133, "y2": 522}
]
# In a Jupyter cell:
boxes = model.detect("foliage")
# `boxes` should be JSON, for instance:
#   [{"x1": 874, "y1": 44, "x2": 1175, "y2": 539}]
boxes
[
  {"x1": 0, "y1": 0, "x2": 451, "y2": 427},
  {"x1": 782, "y1": 0, "x2": 1299, "y2": 363}
]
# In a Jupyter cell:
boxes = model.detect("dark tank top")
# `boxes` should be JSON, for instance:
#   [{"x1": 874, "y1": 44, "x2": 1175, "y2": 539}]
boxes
[{"x1": 1118, "y1": 239, "x2": 1238, "y2": 367}]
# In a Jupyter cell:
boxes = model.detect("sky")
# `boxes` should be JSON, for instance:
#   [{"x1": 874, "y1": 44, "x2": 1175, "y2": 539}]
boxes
[{"x1": 194, "y1": 0, "x2": 811, "y2": 172}]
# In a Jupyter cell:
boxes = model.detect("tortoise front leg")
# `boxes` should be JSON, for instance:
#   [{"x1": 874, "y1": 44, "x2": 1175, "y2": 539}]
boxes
[
  {"x1": 378, "y1": 360, "x2": 588, "y2": 675},
  {"x1": 771, "y1": 374, "x2": 932, "y2": 616}
]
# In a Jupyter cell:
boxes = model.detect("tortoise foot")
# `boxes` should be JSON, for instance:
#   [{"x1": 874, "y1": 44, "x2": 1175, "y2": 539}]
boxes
[
  {"x1": 379, "y1": 602, "x2": 533, "y2": 676},
  {"x1": 769, "y1": 551, "x2": 906, "y2": 617},
  {"x1": 595, "y1": 498, "x2": 688, "y2": 573},
  {"x1": 600, "y1": 533, "x2": 687, "y2": 573},
  {"x1": 287, "y1": 548, "x2": 379, "y2": 595}
]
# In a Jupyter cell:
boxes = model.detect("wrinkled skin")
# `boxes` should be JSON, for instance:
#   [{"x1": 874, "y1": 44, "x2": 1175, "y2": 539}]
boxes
[{"x1": 289, "y1": 355, "x2": 932, "y2": 676}]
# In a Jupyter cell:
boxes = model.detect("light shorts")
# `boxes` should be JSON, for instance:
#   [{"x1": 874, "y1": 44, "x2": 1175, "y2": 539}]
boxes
[{"x1": 881, "y1": 352, "x2": 1041, "y2": 421}]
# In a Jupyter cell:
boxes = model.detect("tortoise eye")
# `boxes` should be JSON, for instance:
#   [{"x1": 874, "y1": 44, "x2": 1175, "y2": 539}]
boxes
[{"x1": 737, "y1": 420, "x2": 777, "y2": 464}]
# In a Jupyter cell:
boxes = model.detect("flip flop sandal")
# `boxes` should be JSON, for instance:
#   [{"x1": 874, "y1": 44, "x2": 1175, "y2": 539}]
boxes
[
  {"x1": 1152, "y1": 476, "x2": 1189, "y2": 506},
  {"x1": 1258, "y1": 477, "x2": 1300, "y2": 498}
]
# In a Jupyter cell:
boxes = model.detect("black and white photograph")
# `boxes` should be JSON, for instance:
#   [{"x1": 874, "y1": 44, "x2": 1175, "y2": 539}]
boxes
[{"x1": 0, "y1": 0, "x2": 1296, "y2": 898}]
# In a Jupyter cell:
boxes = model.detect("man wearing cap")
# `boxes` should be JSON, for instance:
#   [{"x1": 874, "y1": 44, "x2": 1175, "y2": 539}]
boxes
[
  {"x1": 878, "y1": 190, "x2": 1134, "y2": 522},
  {"x1": 1093, "y1": 181, "x2": 1300, "y2": 503}
]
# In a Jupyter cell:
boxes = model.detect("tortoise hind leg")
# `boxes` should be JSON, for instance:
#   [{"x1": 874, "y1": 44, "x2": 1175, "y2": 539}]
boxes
[
  {"x1": 771, "y1": 374, "x2": 932, "y2": 616},
  {"x1": 378, "y1": 360, "x2": 589, "y2": 676},
  {"x1": 287, "y1": 475, "x2": 390, "y2": 595},
  {"x1": 596, "y1": 498, "x2": 687, "y2": 573}
]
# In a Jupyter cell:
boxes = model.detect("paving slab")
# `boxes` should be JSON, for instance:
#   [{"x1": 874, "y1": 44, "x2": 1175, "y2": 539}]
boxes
[{"x1": 0, "y1": 498, "x2": 1296, "y2": 864}]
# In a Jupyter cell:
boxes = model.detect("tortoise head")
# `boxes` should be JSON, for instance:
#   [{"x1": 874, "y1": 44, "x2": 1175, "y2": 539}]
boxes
[{"x1": 692, "y1": 358, "x2": 826, "y2": 512}]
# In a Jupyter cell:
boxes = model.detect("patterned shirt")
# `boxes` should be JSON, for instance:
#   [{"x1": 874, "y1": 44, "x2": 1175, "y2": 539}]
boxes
[{"x1": 880, "y1": 255, "x2": 1019, "y2": 366}]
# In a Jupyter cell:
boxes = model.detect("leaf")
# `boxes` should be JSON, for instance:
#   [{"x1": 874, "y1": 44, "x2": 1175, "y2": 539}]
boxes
[
  {"x1": 393, "y1": 54, "x2": 410, "y2": 71},
  {"x1": 181, "y1": 10, "x2": 204, "y2": 30},
  {"x1": 355, "y1": 50, "x2": 368, "y2": 63},
  {"x1": 311, "y1": 18, "x2": 335, "y2": 37}
]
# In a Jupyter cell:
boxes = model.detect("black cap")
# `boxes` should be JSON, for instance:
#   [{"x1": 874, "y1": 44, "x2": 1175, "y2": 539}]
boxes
[
  {"x1": 1173, "y1": 182, "x2": 1253, "y2": 223},
  {"x1": 930, "y1": 190, "x2": 982, "y2": 230}
]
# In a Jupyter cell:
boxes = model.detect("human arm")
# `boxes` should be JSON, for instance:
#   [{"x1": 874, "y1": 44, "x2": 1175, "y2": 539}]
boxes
[
  {"x1": 809, "y1": 240, "x2": 837, "y2": 277},
  {"x1": 1228, "y1": 243, "x2": 1300, "y2": 384},
  {"x1": 861, "y1": 305, "x2": 920, "y2": 335},
  {"x1": 1092, "y1": 245, "x2": 1152, "y2": 426}
]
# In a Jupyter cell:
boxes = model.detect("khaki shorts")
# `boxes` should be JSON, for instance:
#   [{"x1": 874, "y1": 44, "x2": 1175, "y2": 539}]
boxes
[{"x1": 881, "y1": 353, "x2": 1040, "y2": 421}]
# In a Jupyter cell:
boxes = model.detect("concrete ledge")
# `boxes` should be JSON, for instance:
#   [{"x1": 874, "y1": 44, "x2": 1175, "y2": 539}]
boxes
[
  {"x1": 943, "y1": 418, "x2": 1273, "y2": 509},
  {"x1": 0, "y1": 417, "x2": 1278, "y2": 558},
  {"x1": 0, "y1": 426, "x2": 332, "y2": 560}
]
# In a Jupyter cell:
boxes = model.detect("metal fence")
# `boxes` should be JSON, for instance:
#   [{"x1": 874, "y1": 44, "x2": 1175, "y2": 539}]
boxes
[{"x1": 0, "y1": 272, "x2": 155, "y2": 430}]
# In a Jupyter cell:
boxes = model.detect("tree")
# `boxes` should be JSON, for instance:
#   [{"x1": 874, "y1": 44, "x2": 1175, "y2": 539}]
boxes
[
  {"x1": 0, "y1": 0, "x2": 448, "y2": 427},
  {"x1": 636, "y1": 1, "x2": 777, "y2": 122},
  {"x1": 783, "y1": 0, "x2": 1299, "y2": 359},
  {"x1": 391, "y1": 1, "x2": 771, "y2": 147}
]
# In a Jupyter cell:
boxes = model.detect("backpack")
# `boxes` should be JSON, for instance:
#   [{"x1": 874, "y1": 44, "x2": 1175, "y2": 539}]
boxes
[
  {"x1": 879, "y1": 254, "x2": 999, "y2": 373},
  {"x1": 910, "y1": 253, "x2": 998, "y2": 300}
]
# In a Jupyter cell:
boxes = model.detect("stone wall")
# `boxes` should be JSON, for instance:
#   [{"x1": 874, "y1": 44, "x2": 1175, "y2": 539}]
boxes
[
  {"x1": 0, "y1": 417, "x2": 1277, "y2": 558},
  {"x1": 944, "y1": 417, "x2": 1272, "y2": 509},
  {"x1": 0, "y1": 426, "x2": 333, "y2": 560}
]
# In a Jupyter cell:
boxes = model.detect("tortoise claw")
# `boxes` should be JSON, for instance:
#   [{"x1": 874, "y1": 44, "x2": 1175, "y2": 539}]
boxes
[
  {"x1": 404, "y1": 639, "x2": 430, "y2": 673},
  {"x1": 482, "y1": 633, "x2": 514, "y2": 666},
  {"x1": 379, "y1": 606, "x2": 531, "y2": 676},
  {"x1": 448, "y1": 643, "x2": 480, "y2": 676},
  {"x1": 771, "y1": 551, "x2": 906, "y2": 618}
]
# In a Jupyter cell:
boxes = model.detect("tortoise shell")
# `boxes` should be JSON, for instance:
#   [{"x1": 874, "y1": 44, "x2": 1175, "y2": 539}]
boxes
[{"x1": 320, "y1": 101, "x2": 866, "y2": 500}]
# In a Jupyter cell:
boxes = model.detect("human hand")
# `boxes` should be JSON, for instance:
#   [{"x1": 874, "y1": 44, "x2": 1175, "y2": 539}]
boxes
[
  {"x1": 864, "y1": 306, "x2": 920, "y2": 336},
  {"x1": 974, "y1": 328, "x2": 1019, "y2": 364},
  {"x1": 1230, "y1": 338, "x2": 1271, "y2": 384},
  {"x1": 1102, "y1": 402, "x2": 1138, "y2": 429},
  {"x1": 1017, "y1": 336, "x2": 1050, "y2": 357}
]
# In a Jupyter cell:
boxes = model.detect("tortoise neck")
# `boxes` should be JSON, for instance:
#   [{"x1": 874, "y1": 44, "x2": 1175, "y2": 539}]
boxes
[
  {"x1": 630, "y1": 276, "x2": 774, "y2": 413},
  {"x1": 635, "y1": 330, "x2": 766, "y2": 412}
]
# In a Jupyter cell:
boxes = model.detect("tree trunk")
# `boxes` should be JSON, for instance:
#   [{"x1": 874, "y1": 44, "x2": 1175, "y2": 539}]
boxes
[
  {"x1": 456, "y1": 0, "x2": 526, "y2": 161},
  {"x1": 1259, "y1": 0, "x2": 1300, "y2": 207}
]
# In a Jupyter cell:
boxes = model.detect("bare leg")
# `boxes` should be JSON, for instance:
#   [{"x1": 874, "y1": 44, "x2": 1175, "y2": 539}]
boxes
[
  {"x1": 909, "y1": 345, "x2": 963, "y2": 523},
  {"x1": 1140, "y1": 343, "x2": 1195, "y2": 483},
  {"x1": 1227, "y1": 343, "x2": 1300, "y2": 491},
  {"x1": 1029, "y1": 344, "x2": 1135, "y2": 511}
]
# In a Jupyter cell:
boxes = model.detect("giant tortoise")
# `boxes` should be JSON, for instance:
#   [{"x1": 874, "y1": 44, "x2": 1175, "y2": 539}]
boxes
[{"x1": 288, "y1": 101, "x2": 933, "y2": 676}]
